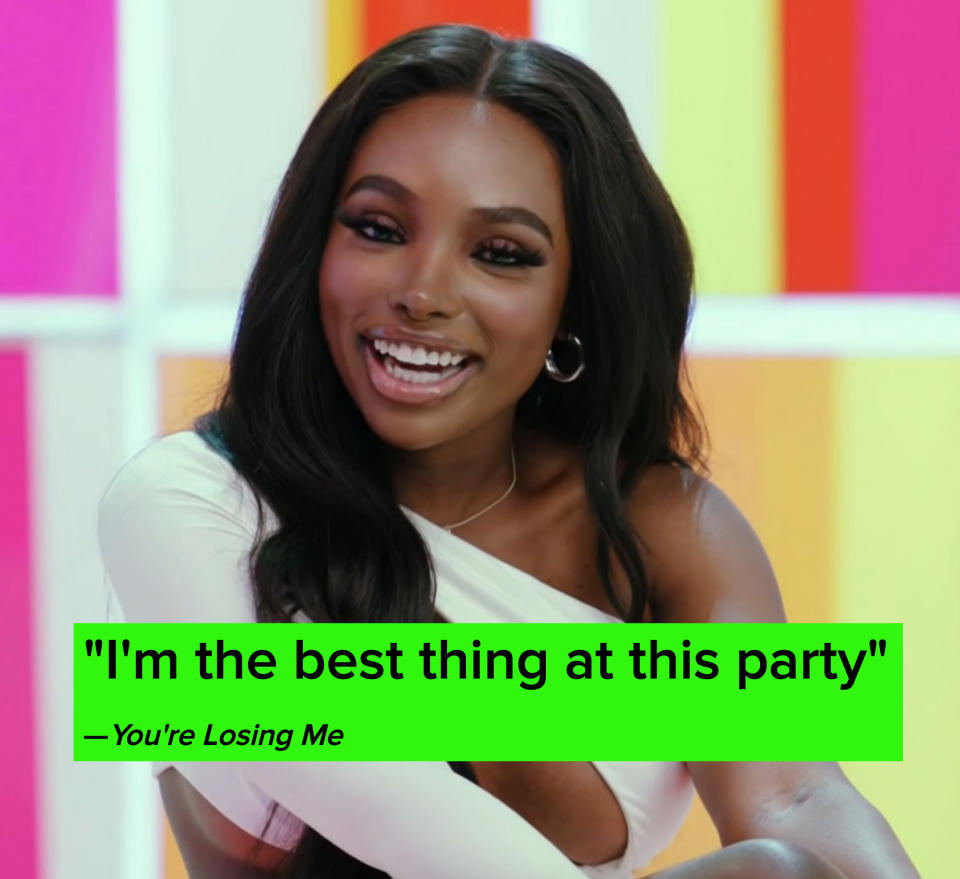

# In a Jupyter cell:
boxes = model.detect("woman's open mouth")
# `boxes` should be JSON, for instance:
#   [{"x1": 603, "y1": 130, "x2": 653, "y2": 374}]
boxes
[{"x1": 362, "y1": 337, "x2": 480, "y2": 403}]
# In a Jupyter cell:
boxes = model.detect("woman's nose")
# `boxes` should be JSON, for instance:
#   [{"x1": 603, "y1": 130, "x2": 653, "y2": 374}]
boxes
[
  {"x1": 387, "y1": 251, "x2": 463, "y2": 321},
  {"x1": 388, "y1": 287, "x2": 462, "y2": 321}
]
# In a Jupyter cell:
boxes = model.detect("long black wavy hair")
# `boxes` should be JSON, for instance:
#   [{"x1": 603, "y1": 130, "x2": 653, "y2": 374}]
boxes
[{"x1": 199, "y1": 23, "x2": 704, "y2": 877}]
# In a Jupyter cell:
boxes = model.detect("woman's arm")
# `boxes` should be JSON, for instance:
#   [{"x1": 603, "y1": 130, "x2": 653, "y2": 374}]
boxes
[
  {"x1": 630, "y1": 468, "x2": 920, "y2": 879},
  {"x1": 240, "y1": 760, "x2": 587, "y2": 879},
  {"x1": 98, "y1": 436, "x2": 586, "y2": 879}
]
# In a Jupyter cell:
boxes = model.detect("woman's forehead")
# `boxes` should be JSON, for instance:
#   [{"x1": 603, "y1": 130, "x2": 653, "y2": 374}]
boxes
[{"x1": 342, "y1": 94, "x2": 566, "y2": 222}]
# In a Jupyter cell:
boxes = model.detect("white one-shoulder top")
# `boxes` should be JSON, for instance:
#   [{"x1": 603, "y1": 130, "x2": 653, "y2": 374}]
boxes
[{"x1": 98, "y1": 431, "x2": 693, "y2": 879}]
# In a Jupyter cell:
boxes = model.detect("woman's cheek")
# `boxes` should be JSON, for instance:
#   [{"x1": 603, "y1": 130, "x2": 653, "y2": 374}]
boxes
[
  {"x1": 321, "y1": 257, "x2": 371, "y2": 308},
  {"x1": 486, "y1": 285, "x2": 561, "y2": 352}
]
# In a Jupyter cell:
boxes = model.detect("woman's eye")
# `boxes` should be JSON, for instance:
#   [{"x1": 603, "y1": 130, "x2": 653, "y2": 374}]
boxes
[
  {"x1": 361, "y1": 220, "x2": 403, "y2": 244},
  {"x1": 473, "y1": 239, "x2": 545, "y2": 268},
  {"x1": 337, "y1": 211, "x2": 405, "y2": 244}
]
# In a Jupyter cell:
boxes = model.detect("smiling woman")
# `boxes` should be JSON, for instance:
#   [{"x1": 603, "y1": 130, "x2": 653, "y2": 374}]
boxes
[{"x1": 98, "y1": 23, "x2": 919, "y2": 879}]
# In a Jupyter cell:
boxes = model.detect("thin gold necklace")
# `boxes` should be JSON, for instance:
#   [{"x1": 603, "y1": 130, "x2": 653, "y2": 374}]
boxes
[{"x1": 442, "y1": 444, "x2": 517, "y2": 532}]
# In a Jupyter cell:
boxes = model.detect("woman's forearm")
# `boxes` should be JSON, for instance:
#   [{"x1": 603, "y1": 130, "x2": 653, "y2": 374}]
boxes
[{"x1": 240, "y1": 761, "x2": 587, "y2": 879}]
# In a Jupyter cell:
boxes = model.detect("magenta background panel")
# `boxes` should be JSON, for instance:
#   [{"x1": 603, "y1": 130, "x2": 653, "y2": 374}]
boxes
[
  {"x1": 0, "y1": 1, "x2": 116, "y2": 295},
  {"x1": 857, "y1": 1, "x2": 960, "y2": 293},
  {"x1": 0, "y1": 349, "x2": 38, "y2": 877}
]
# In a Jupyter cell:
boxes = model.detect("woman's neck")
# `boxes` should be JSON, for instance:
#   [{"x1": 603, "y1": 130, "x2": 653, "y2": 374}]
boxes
[{"x1": 388, "y1": 415, "x2": 517, "y2": 528}]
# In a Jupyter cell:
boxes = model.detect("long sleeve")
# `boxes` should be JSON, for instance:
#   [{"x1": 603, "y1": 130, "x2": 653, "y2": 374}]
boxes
[{"x1": 97, "y1": 432, "x2": 584, "y2": 879}]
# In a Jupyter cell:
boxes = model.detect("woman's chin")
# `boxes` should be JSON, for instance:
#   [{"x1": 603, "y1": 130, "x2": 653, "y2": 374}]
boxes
[{"x1": 361, "y1": 413, "x2": 455, "y2": 453}]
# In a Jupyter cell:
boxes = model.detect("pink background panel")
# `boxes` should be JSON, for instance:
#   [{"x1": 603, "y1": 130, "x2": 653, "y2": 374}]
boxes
[
  {"x1": 857, "y1": 0, "x2": 960, "y2": 293},
  {"x1": 0, "y1": 1, "x2": 116, "y2": 295},
  {"x1": 0, "y1": 349, "x2": 38, "y2": 877}
]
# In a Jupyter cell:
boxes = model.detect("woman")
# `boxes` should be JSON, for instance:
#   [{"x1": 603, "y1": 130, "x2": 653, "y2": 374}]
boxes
[{"x1": 99, "y1": 24, "x2": 920, "y2": 879}]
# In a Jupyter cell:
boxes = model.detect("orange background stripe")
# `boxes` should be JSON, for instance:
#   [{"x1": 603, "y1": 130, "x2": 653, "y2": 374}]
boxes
[
  {"x1": 362, "y1": 0, "x2": 530, "y2": 53},
  {"x1": 689, "y1": 358, "x2": 833, "y2": 623},
  {"x1": 160, "y1": 357, "x2": 228, "y2": 435},
  {"x1": 782, "y1": 0, "x2": 856, "y2": 292}
]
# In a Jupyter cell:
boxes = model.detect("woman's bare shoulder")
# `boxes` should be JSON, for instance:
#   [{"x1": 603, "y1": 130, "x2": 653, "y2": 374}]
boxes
[{"x1": 627, "y1": 465, "x2": 786, "y2": 624}]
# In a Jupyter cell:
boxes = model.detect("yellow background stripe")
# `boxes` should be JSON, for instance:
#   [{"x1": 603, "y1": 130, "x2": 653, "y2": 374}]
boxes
[
  {"x1": 326, "y1": 0, "x2": 363, "y2": 93},
  {"x1": 661, "y1": 2, "x2": 782, "y2": 294},
  {"x1": 834, "y1": 358, "x2": 960, "y2": 879}
]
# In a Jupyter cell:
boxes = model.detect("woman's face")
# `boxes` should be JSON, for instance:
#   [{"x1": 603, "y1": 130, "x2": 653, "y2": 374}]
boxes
[{"x1": 319, "y1": 93, "x2": 571, "y2": 452}]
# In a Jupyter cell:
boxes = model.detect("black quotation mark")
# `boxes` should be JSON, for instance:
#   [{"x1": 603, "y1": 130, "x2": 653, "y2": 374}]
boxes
[{"x1": 84, "y1": 638, "x2": 130, "y2": 657}]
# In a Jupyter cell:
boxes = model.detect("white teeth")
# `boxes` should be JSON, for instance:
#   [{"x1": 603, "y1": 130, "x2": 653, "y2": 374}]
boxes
[
  {"x1": 385, "y1": 359, "x2": 463, "y2": 384},
  {"x1": 372, "y1": 338, "x2": 469, "y2": 367}
]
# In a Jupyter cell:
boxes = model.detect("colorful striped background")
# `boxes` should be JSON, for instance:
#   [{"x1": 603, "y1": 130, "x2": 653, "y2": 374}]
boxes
[{"x1": 2, "y1": 1, "x2": 957, "y2": 877}]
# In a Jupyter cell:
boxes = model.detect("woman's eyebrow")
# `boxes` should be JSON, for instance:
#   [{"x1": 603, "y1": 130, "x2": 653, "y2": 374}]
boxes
[
  {"x1": 343, "y1": 174, "x2": 554, "y2": 245},
  {"x1": 344, "y1": 174, "x2": 414, "y2": 203},
  {"x1": 471, "y1": 206, "x2": 553, "y2": 245}
]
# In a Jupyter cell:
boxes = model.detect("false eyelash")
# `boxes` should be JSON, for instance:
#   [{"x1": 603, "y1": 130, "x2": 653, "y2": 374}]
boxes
[
  {"x1": 472, "y1": 242, "x2": 546, "y2": 268},
  {"x1": 336, "y1": 211, "x2": 405, "y2": 244}
]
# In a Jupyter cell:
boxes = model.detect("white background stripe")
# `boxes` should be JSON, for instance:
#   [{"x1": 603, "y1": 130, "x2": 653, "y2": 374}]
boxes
[
  {"x1": 165, "y1": 1, "x2": 318, "y2": 302},
  {"x1": 4, "y1": 297, "x2": 958, "y2": 355},
  {"x1": 533, "y1": 0, "x2": 664, "y2": 172},
  {"x1": 31, "y1": 342, "x2": 130, "y2": 879},
  {"x1": 118, "y1": 0, "x2": 174, "y2": 871},
  {"x1": 686, "y1": 296, "x2": 960, "y2": 356}
]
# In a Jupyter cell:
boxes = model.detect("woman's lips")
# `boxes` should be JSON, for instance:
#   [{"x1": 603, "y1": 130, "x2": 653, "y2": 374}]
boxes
[{"x1": 362, "y1": 339, "x2": 480, "y2": 404}]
